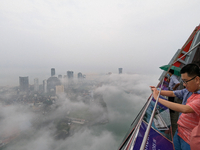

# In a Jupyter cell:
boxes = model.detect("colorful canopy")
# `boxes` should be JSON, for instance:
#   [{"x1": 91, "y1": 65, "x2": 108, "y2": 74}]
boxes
[{"x1": 159, "y1": 65, "x2": 181, "y2": 76}]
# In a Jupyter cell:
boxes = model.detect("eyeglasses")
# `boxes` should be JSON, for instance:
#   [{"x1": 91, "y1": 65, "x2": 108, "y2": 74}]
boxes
[{"x1": 181, "y1": 76, "x2": 197, "y2": 84}]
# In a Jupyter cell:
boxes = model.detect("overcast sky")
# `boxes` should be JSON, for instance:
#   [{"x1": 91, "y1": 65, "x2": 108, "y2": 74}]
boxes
[{"x1": 0, "y1": 0, "x2": 200, "y2": 86}]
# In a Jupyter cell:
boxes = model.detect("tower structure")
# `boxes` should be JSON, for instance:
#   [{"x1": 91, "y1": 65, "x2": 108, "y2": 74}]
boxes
[
  {"x1": 43, "y1": 80, "x2": 47, "y2": 93},
  {"x1": 119, "y1": 68, "x2": 123, "y2": 74},
  {"x1": 34, "y1": 78, "x2": 39, "y2": 91},
  {"x1": 47, "y1": 76, "x2": 61, "y2": 94},
  {"x1": 19, "y1": 76, "x2": 29, "y2": 91},
  {"x1": 67, "y1": 71, "x2": 74, "y2": 79},
  {"x1": 51, "y1": 68, "x2": 55, "y2": 77},
  {"x1": 78, "y1": 72, "x2": 83, "y2": 78}
]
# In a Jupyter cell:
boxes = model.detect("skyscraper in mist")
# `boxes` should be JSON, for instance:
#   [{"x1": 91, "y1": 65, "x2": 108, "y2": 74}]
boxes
[
  {"x1": 34, "y1": 78, "x2": 39, "y2": 91},
  {"x1": 19, "y1": 76, "x2": 29, "y2": 91},
  {"x1": 43, "y1": 80, "x2": 47, "y2": 93},
  {"x1": 51, "y1": 68, "x2": 55, "y2": 77},
  {"x1": 56, "y1": 85, "x2": 64, "y2": 94},
  {"x1": 47, "y1": 76, "x2": 61, "y2": 94},
  {"x1": 58, "y1": 75, "x2": 62, "y2": 79},
  {"x1": 67, "y1": 71, "x2": 73, "y2": 79},
  {"x1": 119, "y1": 68, "x2": 123, "y2": 74},
  {"x1": 78, "y1": 72, "x2": 83, "y2": 78}
]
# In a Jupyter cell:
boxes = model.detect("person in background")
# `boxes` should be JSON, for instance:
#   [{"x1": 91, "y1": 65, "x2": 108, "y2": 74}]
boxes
[
  {"x1": 150, "y1": 63, "x2": 200, "y2": 150},
  {"x1": 167, "y1": 69, "x2": 180, "y2": 91},
  {"x1": 167, "y1": 69, "x2": 180, "y2": 113}
]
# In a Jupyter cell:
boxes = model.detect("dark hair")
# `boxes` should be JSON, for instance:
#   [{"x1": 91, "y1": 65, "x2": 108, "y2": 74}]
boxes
[
  {"x1": 180, "y1": 63, "x2": 200, "y2": 77},
  {"x1": 169, "y1": 69, "x2": 174, "y2": 74}
]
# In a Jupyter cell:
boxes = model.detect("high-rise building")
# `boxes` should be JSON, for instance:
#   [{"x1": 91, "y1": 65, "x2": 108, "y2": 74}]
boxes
[
  {"x1": 56, "y1": 85, "x2": 64, "y2": 94},
  {"x1": 19, "y1": 76, "x2": 29, "y2": 91},
  {"x1": 58, "y1": 75, "x2": 62, "y2": 79},
  {"x1": 43, "y1": 80, "x2": 47, "y2": 93},
  {"x1": 34, "y1": 78, "x2": 39, "y2": 91},
  {"x1": 51, "y1": 68, "x2": 55, "y2": 77},
  {"x1": 67, "y1": 71, "x2": 73, "y2": 79},
  {"x1": 119, "y1": 68, "x2": 123, "y2": 74},
  {"x1": 78, "y1": 72, "x2": 83, "y2": 78},
  {"x1": 47, "y1": 76, "x2": 61, "y2": 94}
]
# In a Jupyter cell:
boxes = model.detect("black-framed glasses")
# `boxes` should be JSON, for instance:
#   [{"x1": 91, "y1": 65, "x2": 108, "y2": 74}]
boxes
[{"x1": 181, "y1": 76, "x2": 197, "y2": 84}]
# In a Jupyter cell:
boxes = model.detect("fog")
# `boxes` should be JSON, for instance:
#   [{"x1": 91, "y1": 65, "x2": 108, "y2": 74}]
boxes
[
  {"x1": 0, "y1": 74, "x2": 158, "y2": 150},
  {"x1": 1, "y1": 1, "x2": 199, "y2": 148},
  {"x1": 1, "y1": 0, "x2": 200, "y2": 86}
]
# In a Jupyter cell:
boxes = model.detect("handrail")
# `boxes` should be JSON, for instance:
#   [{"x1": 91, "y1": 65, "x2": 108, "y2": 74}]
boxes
[
  {"x1": 169, "y1": 41, "x2": 200, "y2": 72},
  {"x1": 158, "y1": 40, "x2": 200, "y2": 88},
  {"x1": 139, "y1": 79, "x2": 164, "y2": 150},
  {"x1": 125, "y1": 95, "x2": 153, "y2": 150},
  {"x1": 118, "y1": 95, "x2": 153, "y2": 150},
  {"x1": 120, "y1": 36, "x2": 200, "y2": 150},
  {"x1": 176, "y1": 41, "x2": 200, "y2": 63},
  {"x1": 139, "y1": 38, "x2": 200, "y2": 150}
]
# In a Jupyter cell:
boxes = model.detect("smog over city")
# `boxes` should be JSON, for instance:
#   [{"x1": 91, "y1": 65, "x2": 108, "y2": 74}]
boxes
[
  {"x1": 1, "y1": 0, "x2": 200, "y2": 149},
  {"x1": 0, "y1": 71, "x2": 157, "y2": 150}
]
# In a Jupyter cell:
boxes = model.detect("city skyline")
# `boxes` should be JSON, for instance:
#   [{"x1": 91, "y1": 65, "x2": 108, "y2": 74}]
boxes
[{"x1": 1, "y1": 66, "x2": 130, "y2": 86}]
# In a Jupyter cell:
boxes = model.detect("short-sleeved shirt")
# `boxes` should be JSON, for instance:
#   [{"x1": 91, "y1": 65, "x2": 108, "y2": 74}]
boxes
[
  {"x1": 168, "y1": 74, "x2": 180, "y2": 91},
  {"x1": 190, "y1": 120, "x2": 200, "y2": 150},
  {"x1": 173, "y1": 88, "x2": 193, "y2": 105},
  {"x1": 177, "y1": 92, "x2": 200, "y2": 144}
]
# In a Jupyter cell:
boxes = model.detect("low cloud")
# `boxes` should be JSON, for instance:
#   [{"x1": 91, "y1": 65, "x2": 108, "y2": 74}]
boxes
[{"x1": 0, "y1": 73, "x2": 158, "y2": 150}]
